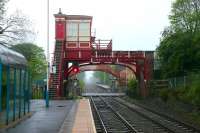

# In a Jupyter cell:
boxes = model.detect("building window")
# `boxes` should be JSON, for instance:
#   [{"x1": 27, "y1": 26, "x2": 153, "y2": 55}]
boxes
[
  {"x1": 66, "y1": 21, "x2": 90, "y2": 42},
  {"x1": 67, "y1": 22, "x2": 78, "y2": 41},
  {"x1": 79, "y1": 22, "x2": 90, "y2": 41}
]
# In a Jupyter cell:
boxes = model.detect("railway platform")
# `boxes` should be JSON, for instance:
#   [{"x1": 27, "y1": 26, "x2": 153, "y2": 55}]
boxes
[
  {"x1": 82, "y1": 93, "x2": 126, "y2": 96},
  {"x1": 1, "y1": 99, "x2": 96, "y2": 133},
  {"x1": 59, "y1": 99, "x2": 96, "y2": 133},
  {"x1": 96, "y1": 84, "x2": 110, "y2": 89},
  {"x1": 1, "y1": 100, "x2": 76, "y2": 133}
]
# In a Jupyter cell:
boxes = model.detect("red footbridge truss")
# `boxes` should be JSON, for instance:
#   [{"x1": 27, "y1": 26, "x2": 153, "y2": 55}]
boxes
[{"x1": 49, "y1": 11, "x2": 154, "y2": 98}]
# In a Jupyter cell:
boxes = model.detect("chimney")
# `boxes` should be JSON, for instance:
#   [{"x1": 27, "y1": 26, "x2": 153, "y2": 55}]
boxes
[{"x1": 58, "y1": 8, "x2": 62, "y2": 14}]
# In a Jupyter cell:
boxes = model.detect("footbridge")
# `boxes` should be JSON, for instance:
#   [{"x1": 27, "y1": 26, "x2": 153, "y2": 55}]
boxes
[{"x1": 49, "y1": 11, "x2": 154, "y2": 98}]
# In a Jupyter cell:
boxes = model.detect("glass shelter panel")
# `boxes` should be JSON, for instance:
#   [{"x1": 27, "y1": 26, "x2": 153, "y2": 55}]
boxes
[
  {"x1": 0, "y1": 65, "x2": 6, "y2": 126},
  {"x1": 15, "y1": 69, "x2": 20, "y2": 120},
  {"x1": 8, "y1": 67, "x2": 14, "y2": 123},
  {"x1": 24, "y1": 71, "x2": 28, "y2": 114},
  {"x1": 0, "y1": 44, "x2": 29, "y2": 126},
  {"x1": 21, "y1": 70, "x2": 25, "y2": 116}
]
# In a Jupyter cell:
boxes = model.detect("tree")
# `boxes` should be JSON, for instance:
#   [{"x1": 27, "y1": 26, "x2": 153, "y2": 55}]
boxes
[
  {"x1": 0, "y1": 0, "x2": 7, "y2": 19},
  {"x1": 11, "y1": 43, "x2": 47, "y2": 80},
  {"x1": 77, "y1": 72, "x2": 85, "y2": 80},
  {"x1": 157, "y1": 0, "x2": 200, "y2": 78},
  {"x1": 94, "y1": 71, "x2": 111, "y2": 84},
  {"x1": 170, "y1": 0, "x2": 200, "y2": 33},
  {"x1": 0, "y1": 1, "x2": 34, "y2": 46}
]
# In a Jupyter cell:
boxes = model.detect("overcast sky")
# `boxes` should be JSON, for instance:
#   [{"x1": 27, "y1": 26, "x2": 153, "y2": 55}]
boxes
[{"x1": 7, "y1": 0, "x2": 174, "y2": 53}]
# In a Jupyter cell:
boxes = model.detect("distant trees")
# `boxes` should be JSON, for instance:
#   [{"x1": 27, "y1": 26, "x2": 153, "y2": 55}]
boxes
[
  {"x1": 11, "y1": 43, "x2": 47, "y2": 80},
  {"x1": 94, "y1": 71, "x2": 111, "y2": 85},
  {"x1": 157, "y1": 0, "x2": 200, "y2": 78}
]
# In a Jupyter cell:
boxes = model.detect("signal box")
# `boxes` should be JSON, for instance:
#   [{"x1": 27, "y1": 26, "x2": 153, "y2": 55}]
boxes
[{"x1": 55, "y1": 12, "x2": 92, "y2": 61}]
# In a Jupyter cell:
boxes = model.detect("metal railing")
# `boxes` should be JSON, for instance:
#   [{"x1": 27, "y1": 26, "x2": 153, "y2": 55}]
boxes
[{"x1": 92, "y1": 39, "x2": 112, "y2": 50}]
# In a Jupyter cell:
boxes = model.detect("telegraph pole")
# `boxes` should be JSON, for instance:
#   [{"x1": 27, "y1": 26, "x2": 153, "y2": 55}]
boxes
[{"x1": 46, "y1": 0, "x2": 49, "y2": 107}]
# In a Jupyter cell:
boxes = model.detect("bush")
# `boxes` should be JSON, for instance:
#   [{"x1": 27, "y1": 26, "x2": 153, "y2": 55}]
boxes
[
  {"x1": 67, "y1": 92, "x2": 75, "y2": 99},
  {"x1": 79, "y1": 80, "x2": 85, "y2": 93},
  {"x1": 175, "y1": 86, "x2": 189, "y2": 103},
  {"x1": 159, "y1": 73, "x2": 200, "y2": 107},
  {"x1": 176, "y1": 73, "x2": 200, "y2": 107},
  {"x1": 126, "y1": 79, "x2": 138, "y2": 98},
  {"x1": 186, "y1": 80, "x2": 200, "y2": 107},
  {"x1": 159, "y1": 87, "x2": 189, "y2": 103},
  {"x1": 159, "y1": 89, "x2": 170, "y2": 102}
]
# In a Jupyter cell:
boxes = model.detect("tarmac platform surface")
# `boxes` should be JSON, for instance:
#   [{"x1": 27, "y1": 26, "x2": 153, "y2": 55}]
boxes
[
  {"x1": 1, "y1": 99, "x2": 96, "y2": 133},
  {"x1": 1, "y1": 100, "x2": 76, "y2": 133}
]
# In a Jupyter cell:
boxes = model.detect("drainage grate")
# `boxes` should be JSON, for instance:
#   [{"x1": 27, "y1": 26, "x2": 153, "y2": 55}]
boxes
[{"x1": 56, "y1": 105, "x2": 65, "y2": 107}]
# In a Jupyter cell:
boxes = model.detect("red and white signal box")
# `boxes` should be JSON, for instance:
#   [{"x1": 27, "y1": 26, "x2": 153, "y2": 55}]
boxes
[{"x1": 55, "y1": 12, "x2": 93, "y2": 60}]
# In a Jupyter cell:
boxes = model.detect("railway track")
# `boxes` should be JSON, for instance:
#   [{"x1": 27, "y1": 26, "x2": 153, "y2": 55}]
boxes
[
  {"x1": 90, "y1": 96, "x2": 200, "y2": 133},
  {"x1": 113, "y1": 97, "x2": 200, "y2": 133},
  {"x1": 90, "y1": 96, "x2": 138, "y2": 133}
]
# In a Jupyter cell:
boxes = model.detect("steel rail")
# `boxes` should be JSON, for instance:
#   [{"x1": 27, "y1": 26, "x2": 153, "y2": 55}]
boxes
[
  {"x1": 90, "y1": 96, "x2": 108, "y2": 133},
  {"x1": 100, "y1": 96, "x2": 139, "y2": 133},
  {"x1": 117, "y1": 97, "x2": 200, "y2": 133},
  {"x1": 111, "y1": 98, "x2": 182, "y2": 133}
]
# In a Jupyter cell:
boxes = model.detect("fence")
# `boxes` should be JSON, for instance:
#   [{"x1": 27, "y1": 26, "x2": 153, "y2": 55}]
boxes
[{"x1": 168, "y1": 73, "x2": 200, "y2": 89}]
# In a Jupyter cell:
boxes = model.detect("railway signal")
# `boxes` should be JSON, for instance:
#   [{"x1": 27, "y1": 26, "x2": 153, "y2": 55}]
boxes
[{"x1": 72, "y1": 66, "x2": 79, "y2": 73}]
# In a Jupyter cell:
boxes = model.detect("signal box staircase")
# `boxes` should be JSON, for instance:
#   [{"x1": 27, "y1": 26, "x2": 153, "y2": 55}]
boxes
[{"x1": 49, "y1": 42, "x2": 62, "y2": 98}]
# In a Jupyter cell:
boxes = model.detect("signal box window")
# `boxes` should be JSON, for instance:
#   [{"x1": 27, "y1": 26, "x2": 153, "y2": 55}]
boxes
[
  {"x1": 67, "y1": 22, "x2": 78, "y2": 41},
  {"x1": 79, "y1": 22, "x2": 90, "y2": 41}
]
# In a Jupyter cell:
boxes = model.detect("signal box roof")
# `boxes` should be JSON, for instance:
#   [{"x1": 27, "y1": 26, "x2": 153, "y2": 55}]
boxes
[
  {"x1": 54, "y1": 13, "x2": 92, "y2": 20},
  {"x1": 0, "y1": 45, "x2": 27, "y2": 67}
]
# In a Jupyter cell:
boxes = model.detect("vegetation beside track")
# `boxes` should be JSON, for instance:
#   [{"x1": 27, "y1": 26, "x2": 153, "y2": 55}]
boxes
[
  {"x1": 126, "y1": 78, "x2": 139, "y2": 98},
  {"x1": 126, "y1": 76, "x2": 200, "y2": 127},
  {"x1": 146, "y1": 0, "x2": 200, "y2": 127}
]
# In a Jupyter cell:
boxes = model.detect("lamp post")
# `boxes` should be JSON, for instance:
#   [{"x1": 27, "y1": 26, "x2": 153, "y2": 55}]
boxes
[{"x1": 46, "y1": 0, "x2": 49, "y2": 107}]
